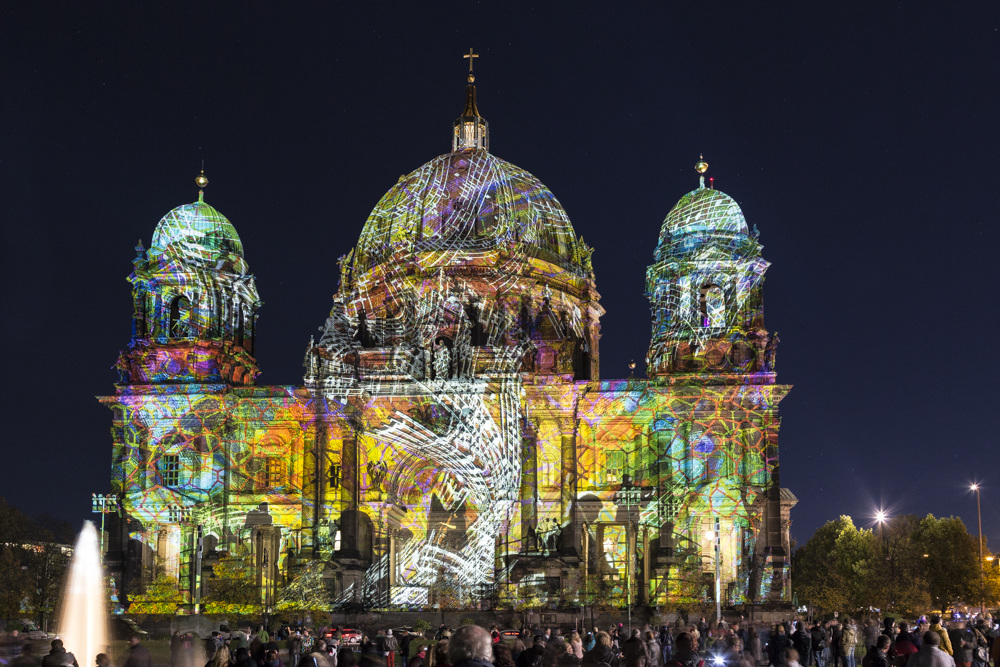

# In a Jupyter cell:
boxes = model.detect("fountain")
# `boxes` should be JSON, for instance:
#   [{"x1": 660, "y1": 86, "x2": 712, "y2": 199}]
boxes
[{"x1": 58, "y1": 521, "x2": 109, "y2": 667}]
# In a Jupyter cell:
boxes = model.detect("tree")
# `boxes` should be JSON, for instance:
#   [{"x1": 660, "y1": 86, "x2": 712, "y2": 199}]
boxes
[
  {"x1": 0, "y1": 546, "x2": 28, "y2": 622},
  {"x1": 868, "y1": 514, "x2": 931, "y2": 617},
  {"x1": 206, "y1": 552, "x2": 258, "y2": 605},
  {"x1": 793, "y1": 515, "x2": 877, "y2": 613},
  {"x1": 24, "y1": 544, "x2": 69, "y2": 627},
  {"x1": 128, "y1": 573, "x2": 185, "y2": 615},
  {"x1": 795, "y1": 513, "x2": 981, "y2": 616},
  {"x1": 912, "y1": 515, "x2": 979, "y2": 612},
  {"x1": 0, "y1": 498, "x2": 71, "y2": 627}
]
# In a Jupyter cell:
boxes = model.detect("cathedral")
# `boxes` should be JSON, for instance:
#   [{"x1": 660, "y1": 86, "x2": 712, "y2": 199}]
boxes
[{"x1": 100, "y1": 60, "x2": 796, "y2": 612}]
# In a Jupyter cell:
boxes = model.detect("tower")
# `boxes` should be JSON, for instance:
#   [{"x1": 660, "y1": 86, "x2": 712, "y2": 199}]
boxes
[
  {"x1": 643, "y1": 158, "x2": 794, "y2": 603},
  {"x1": 103, "y1": 173, "x2": 282, "y2": 608},
  {"x1": 645, "y1": 158, "x2": 775, "y2": 382},
  {"x1": 115, "y1": 172, "x2": 261, "y2": 386}
]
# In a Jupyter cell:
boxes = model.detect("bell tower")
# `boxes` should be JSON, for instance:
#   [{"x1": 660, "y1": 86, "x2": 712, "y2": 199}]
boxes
[
  {"x1": 645, "y1": 158, "x2": 776, "y2": 383},
  {"x1": 116, "y1": 172, "x2": 261, "y2": 385}
]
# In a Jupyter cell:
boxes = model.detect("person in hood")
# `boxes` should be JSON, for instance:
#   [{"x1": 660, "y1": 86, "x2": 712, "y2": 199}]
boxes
[{"x1": 384, "y1": 631, "x2": 399, "y2": 667}]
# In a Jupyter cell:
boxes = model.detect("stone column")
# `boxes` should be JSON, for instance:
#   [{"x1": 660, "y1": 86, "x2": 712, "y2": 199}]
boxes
[
  {"x1": 520, "y1": 424, "x2": 538, "y2": 551},
  {"x1": 558, "y1": 418, "x2": 579, "y2": 556}
]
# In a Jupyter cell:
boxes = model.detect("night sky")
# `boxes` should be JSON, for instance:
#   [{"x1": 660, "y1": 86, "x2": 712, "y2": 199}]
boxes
[{"x1": 3, "y1": 3, "x2": 999, "y2": 549}]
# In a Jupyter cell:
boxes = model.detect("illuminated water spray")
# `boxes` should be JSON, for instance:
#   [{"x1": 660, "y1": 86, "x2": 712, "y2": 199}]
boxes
[{"x1": 59, "y1": 521, "x2": 109, "y2": 667}]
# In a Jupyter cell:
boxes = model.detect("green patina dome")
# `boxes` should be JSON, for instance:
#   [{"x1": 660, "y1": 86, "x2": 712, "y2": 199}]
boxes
[
  {"x1": 654, "y1": 187, "x2": 750, "y2": 262},
  {"x1": 353, "y1": 149, "x2": 585, "y2": 272},
  {"x1": 148, "y1": 201, "x2": 245, "y2": 267}
]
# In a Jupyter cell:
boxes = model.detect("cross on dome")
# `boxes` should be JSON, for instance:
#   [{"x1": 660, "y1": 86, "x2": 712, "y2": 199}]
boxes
[
  {"x1": 454, "y1": 48, "x2": 488, "y2": 151},
  {"x1": 464, "y1": 48, "x2": 479, "y2": 81}
]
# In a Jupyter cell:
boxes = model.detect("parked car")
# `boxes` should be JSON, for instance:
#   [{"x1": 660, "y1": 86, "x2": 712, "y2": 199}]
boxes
[
  {"x1": 340, "y1": 628, "x2": 363, "y2": 645},
  {"x1": 15, "y1": 620, "x2": 48, "y2": 641}
]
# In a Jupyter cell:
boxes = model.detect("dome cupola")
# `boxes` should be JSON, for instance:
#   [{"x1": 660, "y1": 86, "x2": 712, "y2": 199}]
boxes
[
  {"x1": 147, "y1": 179, "x2": 248, "y2": 273},
  {"x1": 115, "y1": 171, "x2": 261, "y2": 386},
  {"x1": 654, "y1": 158, "x2": 753, "y2": 263},
  {"x1": 645, "y1": 158, "x2": 774, "y2": 383}
]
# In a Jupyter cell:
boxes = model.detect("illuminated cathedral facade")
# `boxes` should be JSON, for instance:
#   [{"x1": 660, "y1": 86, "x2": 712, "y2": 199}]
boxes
[{"x1": 100, "y1": 65, "x2": 796, "y2": 611}]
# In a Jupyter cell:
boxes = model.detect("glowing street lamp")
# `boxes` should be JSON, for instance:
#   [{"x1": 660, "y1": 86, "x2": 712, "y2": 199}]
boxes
[
  {"x1": 971, "y1": 483, "x2": 984, "y2": 614},
  {"x1": 874, "y1": 509, "x2": 888, "y2": 540},
  {"x1": 874, "y1": 508, "x2": 891, "y2": 611}
]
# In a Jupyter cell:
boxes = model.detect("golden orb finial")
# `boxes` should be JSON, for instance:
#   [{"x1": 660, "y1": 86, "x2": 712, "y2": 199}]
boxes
[
  {"x1": 695, "y1": 155, "x2": 709, "y2": 174},
  {"x1": 195, "y1": 169, "x2": 208, "y2": 203}
]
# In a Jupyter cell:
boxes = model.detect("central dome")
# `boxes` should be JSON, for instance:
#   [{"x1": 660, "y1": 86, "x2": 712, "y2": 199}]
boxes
[{"x1": 353, "y1": 149, "x2": 584, "y2": 272}]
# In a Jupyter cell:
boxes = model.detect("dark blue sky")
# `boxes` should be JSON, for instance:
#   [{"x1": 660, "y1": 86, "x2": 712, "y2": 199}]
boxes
[{"x1": 2, "y1": 2, "x2": 998, "y2": 548}]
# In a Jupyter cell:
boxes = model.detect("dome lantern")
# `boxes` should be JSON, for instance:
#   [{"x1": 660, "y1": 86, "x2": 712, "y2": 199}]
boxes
[{"x1": 453, "y1": 48, "x2": 489, "y2": 152}]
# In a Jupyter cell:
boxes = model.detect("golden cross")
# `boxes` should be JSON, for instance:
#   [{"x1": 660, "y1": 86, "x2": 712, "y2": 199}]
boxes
[{"x1": 464, "y1": 48, "x2": 479, "y2": 73}]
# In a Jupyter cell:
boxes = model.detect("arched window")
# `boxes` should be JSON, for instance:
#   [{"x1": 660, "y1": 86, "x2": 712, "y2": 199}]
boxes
[
  {"x1": 465, "y1": 304, "x2": 485, "y2": 346},
  {"x1": 236, "y1": 306, "x2": 245, "y2": 347},
  {"x1": 169, "y1": 295, "x2": 191, "y2": 338},
  {"x1": 699, "y1": 284, "x2": 725, "y2": 328}
]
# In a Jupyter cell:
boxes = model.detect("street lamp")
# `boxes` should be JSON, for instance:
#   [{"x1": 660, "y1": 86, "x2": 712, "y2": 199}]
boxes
[
  {"x1": 874, "y1": 509, "x2": 890, "y2": 612},
  {"x1": 91, "y1": 493, "x2": 120, "y2": 557},
  {"x1": 971, "y1": 483, "x2": 984, "y2": 615},
  {"x1": 874, "y1": 509, "x2": 888, "y2": 540},
  {"x1": 706, "y1": 518, "x2": 721, "y2": 623}
]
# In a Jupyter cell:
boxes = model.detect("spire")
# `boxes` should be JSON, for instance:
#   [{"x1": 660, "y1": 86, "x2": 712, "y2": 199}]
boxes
[
  {"x1": 195, "y1": 167, "x2": 209, "y2": 203},
  {"x1": 695, "y1": 155, "x2": 709, "y2": 189},
  {"x1": 453, "y1": 48, "x2": 489, "y2": 152}
]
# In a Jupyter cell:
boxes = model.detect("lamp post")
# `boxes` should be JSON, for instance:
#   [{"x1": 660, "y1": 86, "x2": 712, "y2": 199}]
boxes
[
  {"x1": 713, "y1": 518, "x2": 722, "y2": 623},
  {"x1": 91, "y1": 493, "x2": 120, "y2": 557},
  {"x1": 875, "y1": 509, "x2": 889, "y2": 611},
  {"x1": 971, "y1": 483, "x2": 984, "y2": 615}
]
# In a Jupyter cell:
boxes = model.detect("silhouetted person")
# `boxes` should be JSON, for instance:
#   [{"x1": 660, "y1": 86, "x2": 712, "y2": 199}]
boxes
[
  {"x1": 42, "y1": 640, "x2": 78, "y2": 667},
  {"x1": 122, "y1": 636, "x2": 152, "y2": 667}
]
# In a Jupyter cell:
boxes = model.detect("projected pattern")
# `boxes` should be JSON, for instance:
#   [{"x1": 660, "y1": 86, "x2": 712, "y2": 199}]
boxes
[{"x1": 103, "y1": 91, "x2": 794, "y2": 610}]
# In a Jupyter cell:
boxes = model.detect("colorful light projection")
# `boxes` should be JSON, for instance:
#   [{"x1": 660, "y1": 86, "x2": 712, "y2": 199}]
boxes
[
  {"x1": 306, "y1": 145, "x2": 601, "y2": 606},
  {"x1": 646, "y1": 184, "x2": 776, "y2": 380},
  {"x1": 104, "y1": 127, "x2": 793, "y2": 609},
  {"x1": 116, "y1": 195, "x2": 261, "y2": 386}
]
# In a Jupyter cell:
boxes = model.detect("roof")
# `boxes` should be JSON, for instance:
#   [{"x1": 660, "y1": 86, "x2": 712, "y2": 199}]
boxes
[
  {"x1": 654, "y1": 186, "x2": 752, "y2": 262},
  {"x1": 148, "y1": 201, "x2": 247, "y2": 269},
  {"x1": 352, "y1": 149, "x2": 585, "y2": 273}
]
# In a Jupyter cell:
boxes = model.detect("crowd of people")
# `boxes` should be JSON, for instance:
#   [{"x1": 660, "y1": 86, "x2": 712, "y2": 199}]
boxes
[{"x1": 2, "y1": 612, "x2": 1000, "y2": 667}]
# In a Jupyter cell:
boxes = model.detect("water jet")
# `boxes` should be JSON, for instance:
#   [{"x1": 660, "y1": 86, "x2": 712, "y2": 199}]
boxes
[{"x1": 59, "y1": 521, "x2": 109, "y2": 667}]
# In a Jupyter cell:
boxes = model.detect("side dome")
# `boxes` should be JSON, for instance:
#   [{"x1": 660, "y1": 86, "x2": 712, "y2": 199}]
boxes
[
  {"x1": 148, "y1": 201, "x2": 247, "y2": 270},
  {"x1": 353, "y1": 150, "x2": 585, "y2": 273},
  {"x1": 654, "y1": 187, "x2": 750, "y2": 262}
]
